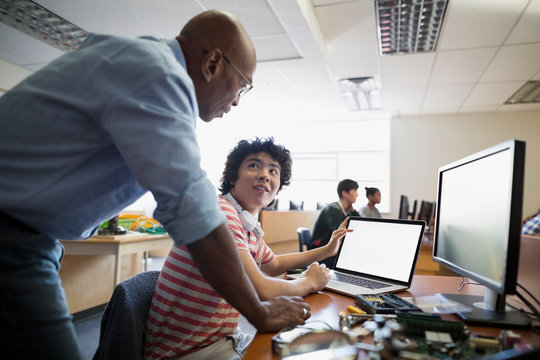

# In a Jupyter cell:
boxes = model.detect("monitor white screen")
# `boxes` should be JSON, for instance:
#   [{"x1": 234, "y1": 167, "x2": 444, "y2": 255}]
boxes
[{"x1": 436, "y1": 149, "x2": 512, "y2": 287}]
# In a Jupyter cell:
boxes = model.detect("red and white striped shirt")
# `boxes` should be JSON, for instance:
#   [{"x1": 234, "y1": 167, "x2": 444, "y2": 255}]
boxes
[{"x1": 144, "y1": 195, "x2": 275, "y2": 359}]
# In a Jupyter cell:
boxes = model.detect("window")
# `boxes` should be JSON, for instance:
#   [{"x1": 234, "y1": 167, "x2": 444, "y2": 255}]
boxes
[
  {"x1": 276, "y1": 119, "x2": 390, "y2": 212},
  {"x1": 197, "y1": 117, "x2": 390, "y2": 213}
]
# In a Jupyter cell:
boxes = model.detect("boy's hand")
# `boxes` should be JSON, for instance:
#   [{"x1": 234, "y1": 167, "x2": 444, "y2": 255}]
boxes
[
  {"x1": 302, "y1": 262, "x2": 330, "y2": 292},
  {"x1": 326, "y1": 218, "x2": 353, "y2": 256}
]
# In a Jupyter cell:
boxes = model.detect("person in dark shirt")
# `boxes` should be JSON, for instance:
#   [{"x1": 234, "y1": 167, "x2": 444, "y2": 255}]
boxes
[{"x1": 310, "y1": 179, "x2": 360, "y2": 267}]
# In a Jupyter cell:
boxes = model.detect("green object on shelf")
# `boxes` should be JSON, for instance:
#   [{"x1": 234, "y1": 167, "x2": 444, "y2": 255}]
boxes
[{"x1": 99, "y1": 219, "x2": 134, "y2": 230}]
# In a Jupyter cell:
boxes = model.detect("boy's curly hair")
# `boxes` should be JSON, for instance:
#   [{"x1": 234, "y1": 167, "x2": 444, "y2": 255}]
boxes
[{"x1": 219, "y1": 137, "x2": 292, "y2": 195}]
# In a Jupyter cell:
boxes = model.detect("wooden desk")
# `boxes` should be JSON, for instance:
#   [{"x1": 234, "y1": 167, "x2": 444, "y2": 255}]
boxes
[
  {"x1": 61, "y1": 233, "x2": 172, "y2": 286},
  {"x1": 414, "y1": 237, "x2": 457, "y2": 276},
  {"x1": 59, "y1": 234, "x2": 172, "y2": 313},
  {"x1": 244, "y1": 275, "x2": 540, "y2": 359}
]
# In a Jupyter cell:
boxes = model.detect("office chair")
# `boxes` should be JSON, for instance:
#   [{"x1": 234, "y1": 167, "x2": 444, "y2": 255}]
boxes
[
  {"x1": 316, "y1": 202, "x2": 328, "y2": 210},
  {"x1": 297, "y1": 227, "x2": 312, "y2": 252},
  {"x1": 265, "y1": 199, "x2": 279, "y2": 211},
  {"x1": 417, "y1": 201, "x2": 434, "y2": 224},
  {"x1": 289, "y1": 200, "x2": 304, "y2": 210},
  {"x1": 93, "y1": 270, "x2": 160, "y2": 360}
]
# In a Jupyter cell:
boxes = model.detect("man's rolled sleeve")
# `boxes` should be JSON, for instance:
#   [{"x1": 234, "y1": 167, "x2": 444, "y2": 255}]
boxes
[{"x1": 154, "y1": 178, "x2": 226, "y2": 246}]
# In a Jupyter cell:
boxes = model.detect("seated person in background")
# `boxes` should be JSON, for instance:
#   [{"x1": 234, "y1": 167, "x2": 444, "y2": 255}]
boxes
[
  {"x1": 522, "y1": 210, "x2": 540, "y2": 236},
  {"x1": 359, "y1": 186, "x2": 382, "y2": 218},
  {"x1": 145, "y1": 138, "x2": 351, "y2": 360},
  {"x1": 310, "y1": 179, "x2": 360, "y2": 268}
]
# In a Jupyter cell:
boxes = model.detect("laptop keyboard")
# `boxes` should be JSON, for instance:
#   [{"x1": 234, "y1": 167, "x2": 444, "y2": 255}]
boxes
[{"x1": 331, "y1": 272, "x2": 389, "y2": 289}]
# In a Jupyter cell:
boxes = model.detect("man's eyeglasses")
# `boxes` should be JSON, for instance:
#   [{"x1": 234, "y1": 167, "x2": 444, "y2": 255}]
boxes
[{"x1": 222, "y1": 54, "x2": 253, "y2": 98}]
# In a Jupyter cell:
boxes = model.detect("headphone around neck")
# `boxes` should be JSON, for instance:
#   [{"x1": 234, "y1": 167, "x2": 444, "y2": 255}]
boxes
[{"x1": 224, "y1": 193, "x2": 264, "y2": 239}]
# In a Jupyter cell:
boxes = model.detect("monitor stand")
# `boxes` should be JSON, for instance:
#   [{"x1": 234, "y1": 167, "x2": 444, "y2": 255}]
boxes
[{"x1": 443, "y1": 288, "x2": 531, "y2": 328}]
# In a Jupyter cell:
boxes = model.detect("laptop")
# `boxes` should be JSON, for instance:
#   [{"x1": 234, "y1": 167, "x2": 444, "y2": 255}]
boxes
[{"x1": 288, "y1": 216, "x2": 425, "y2": 297}]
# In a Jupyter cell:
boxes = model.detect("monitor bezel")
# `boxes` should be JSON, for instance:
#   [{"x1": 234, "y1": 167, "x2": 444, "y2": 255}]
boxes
[{"x1": 432, "y1": 139, "x2": 525, "y2": 296}]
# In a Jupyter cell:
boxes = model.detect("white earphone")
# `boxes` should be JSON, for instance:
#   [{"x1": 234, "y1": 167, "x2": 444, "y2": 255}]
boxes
[{"x1": 224, "y1": 193, "x2": 264, "y2": 239}]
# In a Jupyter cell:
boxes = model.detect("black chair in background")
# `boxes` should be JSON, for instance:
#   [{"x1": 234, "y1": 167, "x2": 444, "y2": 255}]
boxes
[
  {"x1": 93, "y1": 271, "x2": 160, "y2": 360},
  {"x1": 417, "y1": 201, "x2": 435, "y2": 224},
  {"x1": 399, "y1": 195, "x2": 417, "y2": 220},
  {"x1": 297, "y1": 227, "x2": 312, "y2": 252},
  {"x1": 316, "y1": 202, "x2": 328, "y2": 210},
  {"x1": 289, "y1": 200, "x2": 304, "y2": 210},
  {"x1": 264, "y1": 199, "x2": 279, "y2": 211}
]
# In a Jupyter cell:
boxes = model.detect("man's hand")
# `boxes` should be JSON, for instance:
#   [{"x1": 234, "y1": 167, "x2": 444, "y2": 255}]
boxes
[
  {"x1": 256, "y1": 296, "x2": 311, "y2": 332},
  {"x1": 188, "y1": 224, "x2": 311, "y2": 333}
]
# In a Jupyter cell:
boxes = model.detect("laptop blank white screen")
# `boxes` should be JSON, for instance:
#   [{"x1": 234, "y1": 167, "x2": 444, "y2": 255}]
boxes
[{"x1": 334, "y1": 219, "x2": 423, "y2": 282}]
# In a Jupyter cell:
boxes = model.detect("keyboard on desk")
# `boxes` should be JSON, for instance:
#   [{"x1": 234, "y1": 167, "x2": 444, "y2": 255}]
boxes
[{"x1": 331, "y1": 272, "x2": 389, "y2": 289}]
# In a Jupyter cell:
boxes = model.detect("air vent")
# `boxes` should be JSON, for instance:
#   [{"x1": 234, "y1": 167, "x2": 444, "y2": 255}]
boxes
[
  {"x1": 505, "y1": 81, "x2": 540, "y2": 104},
  {"x1": 339, "y1": 77, "x2": 381, "y2": 111},
  {"x1": 0, "y1": 0, "x2": 87, "y2": 51},
  {"x1": 375, "y1": 0, "x2": 448, "y2": 55}
]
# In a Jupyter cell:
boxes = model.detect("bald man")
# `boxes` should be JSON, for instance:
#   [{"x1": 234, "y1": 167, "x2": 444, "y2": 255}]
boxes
[{"x1": 0, "y1": 10, "x2": 309, "y2": 360}]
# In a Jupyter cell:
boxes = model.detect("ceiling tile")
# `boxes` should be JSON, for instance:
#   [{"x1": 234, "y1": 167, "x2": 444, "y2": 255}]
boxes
[
  {"x1": 326, "y1": 56, "x2": 380, "y2": 79},
  {"x1": 505, "y1": 0, "x2": 540, "y2": 44},
  {"x1": 278, "y1": 63, "x2": 336, "y2": 93},
  {"x1": 423, "y1": 84, "x2": 473, "y2": 108},
  {"x1": 438, "y1": 0, "x2": 529, "y2": 50},
  {"x1": 0, "y1": 59, "x2": 32, "y2": 89},
  {"x1": 34, "y1": 0, "x2": 165, "y2": 37},
  {"x1": 380, "y1": 87, "x2": 425, "y2": 114},
  {"x1": 480, "y1": 43, "x2": 540, "y2": 82},
  {"x1": 463, "y1": 81, "x2": 524, "y2": 106},
  {"x1": 202, "y1": 0, "x2": 285, "y2": 37},
  {"x1": 253, "y1": 35, "x2": 301, "y2": 62},
  {"x1": 114, "y1": 0, "x2": 203, "y2": 37},
  {"x1": 430, "y1": 48, "x2": 498, "y2": 85},
  {"x1": 380, "y1": 53, "x2": 436, "y2": 88},
  {"x1": 0, "y1": 23, "x2": 62, "y2": 70},
  {"x1": 315, "y1": 0, "x2": 378, "y2": 59}
]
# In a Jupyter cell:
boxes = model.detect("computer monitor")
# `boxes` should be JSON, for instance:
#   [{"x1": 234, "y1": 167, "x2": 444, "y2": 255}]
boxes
[
  {"x1": 432, "y1": 139, "x2": 530, "y2": 327},
  {"x1": 399, "y1": 195, "x2": 417, "y2": 220}
]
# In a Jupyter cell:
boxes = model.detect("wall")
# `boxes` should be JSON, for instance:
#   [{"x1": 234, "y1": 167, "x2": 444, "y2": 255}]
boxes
[{"x1": 390, "y1": 110, "x2": 540, "y2": 220}]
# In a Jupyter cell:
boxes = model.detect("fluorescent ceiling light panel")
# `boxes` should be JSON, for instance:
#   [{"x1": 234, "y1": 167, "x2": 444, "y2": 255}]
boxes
[
  {"x1": 339, "y1": 77, "x2": 381, "y2": 111},
  {"x1": 375, "y1": 0, "x2": 448, "y2": 55},
  {"x1": 0, "y1": 0, "x2": 87, "y2": 51},
  {"x1": 505, "y1": 80, "x2": 540, "y2": 104}
]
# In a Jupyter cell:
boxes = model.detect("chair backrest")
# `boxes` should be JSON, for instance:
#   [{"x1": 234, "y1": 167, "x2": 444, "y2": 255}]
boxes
[
  {"x1": 297, "y1": 227, "x2": 312, "y2": 252},
  {"x1": 264, "y1": 199, "x2": 279, "y2": 211},
  {"x1": 93, "y1": 270, "x2": 160, "y2": 360},
  {"x1": 289, "y1": 200, "x2": 304, "y2": 210},
  {"x1": 316, "y1": 202, "x2": 328, "y2": 210}
]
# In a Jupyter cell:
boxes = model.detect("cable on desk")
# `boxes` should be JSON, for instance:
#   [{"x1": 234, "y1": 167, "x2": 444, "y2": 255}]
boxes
[
  {"x1": 303, "y1": 319, "x2": 333, "y2": 330},
  {"x1": 457, "y1": 278, "x2": 540, "y2": 331},
  {"x1": 515, "y1": 290, "x2": 540, "y2": 322},
  {"x1": 457, "y1": 276, "x2": 481, "y2": 292},
  {"x1": 517, "y1": 282, "x2": 540, "y2": 307}
]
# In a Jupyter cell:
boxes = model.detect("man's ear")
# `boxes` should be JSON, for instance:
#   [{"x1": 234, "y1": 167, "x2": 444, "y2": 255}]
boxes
[{"x1": 201, "y1": 49, "x2": 223, "y2": 82}]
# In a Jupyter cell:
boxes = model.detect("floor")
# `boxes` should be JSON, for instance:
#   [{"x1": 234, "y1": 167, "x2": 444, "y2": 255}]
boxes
[{"x1": 74, "y1": 256, "x2": 165, "y2": 360}]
